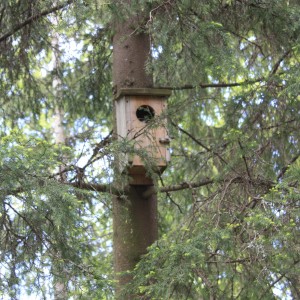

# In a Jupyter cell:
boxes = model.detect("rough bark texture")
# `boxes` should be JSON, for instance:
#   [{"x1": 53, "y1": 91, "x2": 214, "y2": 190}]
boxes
[
  {"x1": 112, "y1": 4, "x2": 152, "y2": 95},
  {"x1": 113, "y1": 186, "x2": 158, "y2": 296},
  {"x1": 51, "y1": 17, "x2": 68, "y2": 300},
  {"x1": 112, "y1": 2, "x2": 157, "y2": 299}
]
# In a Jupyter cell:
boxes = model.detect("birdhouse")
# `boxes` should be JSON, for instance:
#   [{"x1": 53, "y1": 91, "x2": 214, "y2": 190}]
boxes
[{"x1": 115, "y1": 88, "x2": 172, "y2": 185}]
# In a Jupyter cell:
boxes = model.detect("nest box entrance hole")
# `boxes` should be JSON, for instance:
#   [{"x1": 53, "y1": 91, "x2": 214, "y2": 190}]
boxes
[{"x1": 136, "y1": 105, "x2": 155, "y2": 123}]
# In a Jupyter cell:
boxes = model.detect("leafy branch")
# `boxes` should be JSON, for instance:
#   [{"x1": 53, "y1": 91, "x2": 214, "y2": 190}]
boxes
[
  {"x1": 0, "y1": 0, "x2": 76, "y2": 43},
  {"x1": 160, "y1": 48, "x2": 292, "y2": 91}
]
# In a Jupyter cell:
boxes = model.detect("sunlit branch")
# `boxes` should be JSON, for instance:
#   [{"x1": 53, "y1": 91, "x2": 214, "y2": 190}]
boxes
[{"x1": 207, "y1": 258, "x2": 251, "y2": 264}]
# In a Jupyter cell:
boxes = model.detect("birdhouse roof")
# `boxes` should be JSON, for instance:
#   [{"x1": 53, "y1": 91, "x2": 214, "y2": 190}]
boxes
[{"x1": 115, "y1": 88, "x2": 172, "y2": 100}]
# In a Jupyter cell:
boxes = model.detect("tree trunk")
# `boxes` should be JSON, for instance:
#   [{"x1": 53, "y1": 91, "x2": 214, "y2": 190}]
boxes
[
  {"x1": 112, "y1": 2, "x2": 152, "y2": 95},
  {"x1": 112, "y1": 3, "x2": 157, "y2": 298},
  {"x1": 51, "y1": 16, "x2": 68, "y2": 300},
  {"x1": 113, "y1": 186, "x2": 158, "y2": 297}
]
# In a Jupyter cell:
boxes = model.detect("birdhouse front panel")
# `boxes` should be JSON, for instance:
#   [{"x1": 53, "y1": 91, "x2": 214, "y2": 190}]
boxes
[{"x1": 115, "y1": 89, "x2": 171, "y2": 179}]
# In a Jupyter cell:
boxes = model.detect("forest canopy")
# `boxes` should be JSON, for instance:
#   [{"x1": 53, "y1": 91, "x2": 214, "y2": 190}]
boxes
[{"x1": 0, "y1": 0, "x2": 299, "y2": 299}]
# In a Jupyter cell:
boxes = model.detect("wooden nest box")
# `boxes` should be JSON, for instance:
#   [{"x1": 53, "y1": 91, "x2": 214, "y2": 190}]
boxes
[{"x1": 115, "y1": 88, "x2": 172, "y2": 185}]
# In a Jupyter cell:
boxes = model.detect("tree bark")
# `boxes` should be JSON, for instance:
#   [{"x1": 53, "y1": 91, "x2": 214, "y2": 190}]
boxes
[
  {"x1": 113, "y1": 186, "x2": 158, "y2": 297},
  {"x1": 112, "y1": 2, "x2": 152, "y2": 95},
  {"x1": 112, "y1": 2, "x2": 157, "y2": 298},
  {"x1": 51, "y1": 15, "x2": 68, "y2": 300}
]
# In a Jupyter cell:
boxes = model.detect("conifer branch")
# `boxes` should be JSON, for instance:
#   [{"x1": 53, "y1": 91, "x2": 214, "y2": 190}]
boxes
[
  {"x1": 4, "y1": 175, "x2": 276, "y2": 196},
  {"x1": 161, "y1": 49, "x2": 291, "y2": 91},
  {"x1": 67, "y1": 181, "x2": 115, "y2": 193},
  {"x1": 159, "y1": 77, "x2": 265, "y2": 91},
  {"x1": 159, "y1": 174, "x2": 183, "y2": 213},
  {"x1": 65, "y1": 175, "x2": 276, "y2": 194},
  {"x1": 171, "y1": 120, "x2": 228, "y2": 164},
  {"x1": 0, "y1": 0, "x2": 76, "y2": 43},
  {"x1": 66, "y1": 178, "x2": 215, "y2": 194},
  {"x1": 277, "y1": 152, "x2": 300, "y2": 181},
  {"x1": 159, "y1": 178, "x2": 214, "y2": 192},
  {"x1": 270, "y1": 49, "x2": 292, "y2": 76}
]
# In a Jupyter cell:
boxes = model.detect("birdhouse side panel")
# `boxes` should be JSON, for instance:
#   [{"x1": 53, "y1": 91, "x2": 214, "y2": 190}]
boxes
[
  {"x1": 115, "y1": 97, "x2": 131, "y2": 172},
  {"x1": 128, "y1": 96, "x2": 169, "y2": 171},
  {"x1": 115, "y1": 97, "x2": 129, "y2": 138}
]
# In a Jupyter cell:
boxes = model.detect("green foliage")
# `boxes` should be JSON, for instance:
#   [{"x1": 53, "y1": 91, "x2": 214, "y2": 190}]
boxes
[
  {"x1": 0, "y1": 0, "x2": 299, "y2": 298},
  {"x1": 130, "y1": 168, "x2": 300, "y2": 298},
  {"x1": 0, "y1": 133, "x2": 113, "y2": 298}
]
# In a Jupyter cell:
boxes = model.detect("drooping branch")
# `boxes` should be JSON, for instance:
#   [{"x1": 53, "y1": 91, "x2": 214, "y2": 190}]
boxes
[
  {"x1": 277, "y1": 152, "x2": 300, "y2": 181},
  {"x1": 158, "y1": 175, "x2": 183, "y2": 213},
  {"x1": 171, "y1": 120, "x2": 228, "y2": 165},
  {"x1": 259, "y1": 260, "x2": 300, "y2": 300},
  {"x1": 0, "y1": 0, "x2": 76, "y2": 43},
  {"x1": 270, "y1": 49, "x2": 292, "y2": 76}
]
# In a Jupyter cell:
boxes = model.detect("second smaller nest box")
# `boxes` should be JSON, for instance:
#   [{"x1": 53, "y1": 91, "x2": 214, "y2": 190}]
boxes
[{"x1": 115, "y1": 88, "x2": 172, "y2": 184}]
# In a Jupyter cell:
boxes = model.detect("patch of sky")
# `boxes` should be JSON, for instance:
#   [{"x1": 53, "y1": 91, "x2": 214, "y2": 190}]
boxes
[
  {"x1": 12, "y1": 37, "x2": 21, "y2": 47},
  {"x1": 152, "y1": 45, "x2": 163, "y2": 59},
  {"x1": 223, "y1": 87, "x2": 231, "y2": 100},
  {"x1": 272, "y1": 150, "x2": 280, "y2": 158},
  {"x1": 270, "y1": 99, "x2": 278, "y2": 107},
  {"x1": 60, "y1": 38, "x2": 84, "y2": 63},
  {"x1": 271, "y1": 273, "x2": 293, "y2": 300},
  {"x1": 238, "y1": 111, "x2": 247, "y2": 128},
  {"x1": 288, "y1": 135, "x2": 297, "y2": 144},
  {"x1": 199, "y1": 100, "x2": 223, "y2": 127},
  {"x1": 255, "y1": 97, "x2": 264, "y2": 105}
]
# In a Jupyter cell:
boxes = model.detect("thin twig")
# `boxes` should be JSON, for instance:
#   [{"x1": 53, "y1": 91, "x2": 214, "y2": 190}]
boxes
[
  {"x1": 277, "y1": 152, "x2": 300, "y2": 181},
  {"x1": 159, "y1": 174, "x2": 183, "y2": 213},
  {"x1": 270, "y1": 49, "x2": 292, "y2": 76},
  {"x1": 171, "y1": 120, "x2": 228, "y2": 165},
  {"x1": 259, "y1": 260, "x2": 299, "y2": 300},
  {"x1": 238, "y1": 139, "x2": 252, "y2": 180}
]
